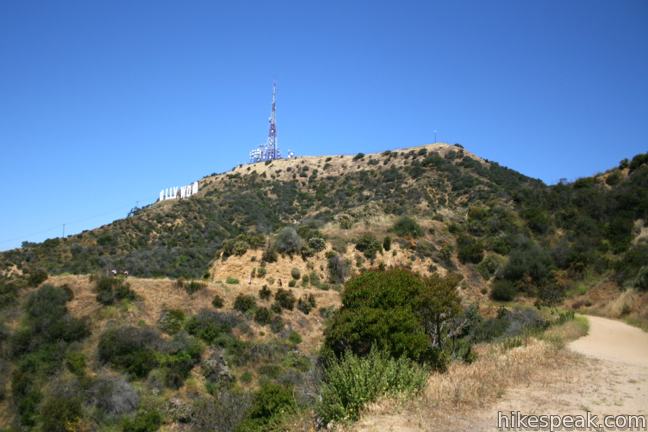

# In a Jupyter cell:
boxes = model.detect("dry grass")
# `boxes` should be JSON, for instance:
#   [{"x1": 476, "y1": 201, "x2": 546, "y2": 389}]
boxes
[
  {"x1": 336, "y1": 318, "x2": 589, "y2": 432},
  {"x1": 570, "y1": 282, "x2": 648, "y2": 332},
  {"x1": 50, "y1": 274, "x2": 341, "y2": 354}
]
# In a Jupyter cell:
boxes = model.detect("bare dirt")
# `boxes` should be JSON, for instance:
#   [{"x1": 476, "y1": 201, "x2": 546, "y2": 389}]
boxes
[{"x1": 351, "y1": 316, "x2": 648, "y2": 431}]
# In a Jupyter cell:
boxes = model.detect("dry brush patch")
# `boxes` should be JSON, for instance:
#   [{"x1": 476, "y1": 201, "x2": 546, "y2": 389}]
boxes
[{"x1": 342, "y1": 321, "x2": 588, "y2": 432}]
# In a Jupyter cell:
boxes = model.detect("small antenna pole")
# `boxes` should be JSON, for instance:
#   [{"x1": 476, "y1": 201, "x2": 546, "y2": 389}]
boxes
[
  {"x1": 434, "y1": 129, "x2": 438, "y2": 143},
  {"x1": 62, "y1": 224, "x2": 65, "y2": 238}
]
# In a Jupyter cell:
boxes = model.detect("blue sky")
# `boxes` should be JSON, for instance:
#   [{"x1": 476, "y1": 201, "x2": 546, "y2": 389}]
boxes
[{"x1": 0, "y1": 0, "x2": 646, "y2": 251}]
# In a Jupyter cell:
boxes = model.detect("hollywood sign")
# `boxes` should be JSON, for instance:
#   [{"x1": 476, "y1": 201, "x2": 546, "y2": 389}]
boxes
[{"x1": 159, "y1": 181, "x2": 199, "y2": 201}]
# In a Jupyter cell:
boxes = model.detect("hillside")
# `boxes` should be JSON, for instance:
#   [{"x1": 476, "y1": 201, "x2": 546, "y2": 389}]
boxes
[
  {"x1": 0, "y1": 144, "x2": 647, "y2": 431},
  {"x1": 1, "y1": 144, "x2": 538, "y2": 280},
  {"x1": 2, "y1": 144, "x2": 647, "y2": 299}
]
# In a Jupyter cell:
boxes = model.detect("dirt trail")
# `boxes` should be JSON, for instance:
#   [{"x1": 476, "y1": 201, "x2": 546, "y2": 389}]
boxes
[
  {"x1": 569, "y1": 315, "x2": 648, "y2": 367},
  {"x1": 352, "y1": 316, "x2": 648, "y2": 431}
]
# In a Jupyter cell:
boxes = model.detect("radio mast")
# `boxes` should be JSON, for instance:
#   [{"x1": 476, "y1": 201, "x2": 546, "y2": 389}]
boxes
[{"x1": 265, "y1": 81, "x2": 279, "y2": 160}]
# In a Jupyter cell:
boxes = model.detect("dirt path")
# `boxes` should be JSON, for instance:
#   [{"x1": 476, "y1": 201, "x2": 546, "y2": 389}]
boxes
[{"x1": 352, "y1": 316, "x2": 648, "y2": 431}]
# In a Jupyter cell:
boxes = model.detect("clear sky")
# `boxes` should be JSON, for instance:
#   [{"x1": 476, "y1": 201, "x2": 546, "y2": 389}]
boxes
[{"x1": 0, "y1": 0, "x2": 647, "y2": 251}]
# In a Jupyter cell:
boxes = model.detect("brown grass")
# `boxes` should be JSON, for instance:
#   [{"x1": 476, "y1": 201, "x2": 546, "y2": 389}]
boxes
[
  {"x1": 337, "y1": 319, "x2": 589, "y2": 432},
  {"x1": 50, "y1": 274, "x2": 340, "y2": 355}
]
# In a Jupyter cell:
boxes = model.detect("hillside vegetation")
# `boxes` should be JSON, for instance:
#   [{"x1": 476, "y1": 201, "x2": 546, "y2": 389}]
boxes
[{"x1": 0, "y1": 144, "x2": 647, "y2": 431}]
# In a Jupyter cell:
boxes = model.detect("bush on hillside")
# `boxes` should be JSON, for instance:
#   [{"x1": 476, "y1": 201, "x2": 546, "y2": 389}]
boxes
[
  {"x1": 185, "y1": 310, "x2": 241, "y2": 344},
  {"x1": 324, "y1": 269, "x2": 460, "y2": 366},
  {"x1": 183, "y1": 280, "x2": 206, "y2": 295},
  {"x1": 275, "y1": 227, "x2": 303, "y2": 255},
  {"x1": 490, "y1": 280, "x2": 516, "y2": 302},
  {"x1": 308, "y1": 237, "x2": 326, "y2": 252},
  {"x1": 499, "y1": 240, "x2": 553, "y2": 287},
  {"x1": 122, "y1": 408, "x2": 162, "y2": 432},
  {"x1": 275, "y1": 289, "x2": 296, "y2": 311},
  {"x1": 158, "y1": 309, "x2": 186, "y2": 335},
  {"x1": 258, "y1": 285, "x2": 272, "y2": 300},
  {"x1": 382, "y1": 236, "x2": 392, "y2": 251},
  {"x1": 290, "y1": 267, "x2": 301, "y2": 280},
  {"x1": 233, "y1": 294, "x2": 256, "y2": 313},
  {"x1": 327, "y1": 254, "x2": 349, "y2": 284},
  {"x1": 317, "y1": 348, "x2": 428, "y2": 424},
  {"x1": 456, "y1": 235, "x2": 484, "y2": 264},
  {"x1": 211, "y1": 294, "x2": 224, "y2": 308},
  {"x1": 237, "y1": 382, "x2": 296, "y2": 431},
  {"x1": 98, "y1": 326, "x2": 162, "y2": 378},
  {"x1": 297, "y1": 294, "x2": 316, "y2": 315},
  {"x1": 354, "y1": 234, "x2": 382, "y2": 260},
  {"x1": 635, "y1": 266, "x2": 648, "y2": 291},
  {"x1": 95, "y1": 275, "x2": 135, "y2": 305},
  {"x1": 27, "y1": 268, "x2": 48, "y2": 287},
  {"x1": 161, "y1": 331, "x2": 203, "y2": 388},
  {"x1": 391, "y1": 216, "x2": 423, "y2": 238},
  {"x1": 254, "y1": 307, "x2": 272, "y2": 325}
]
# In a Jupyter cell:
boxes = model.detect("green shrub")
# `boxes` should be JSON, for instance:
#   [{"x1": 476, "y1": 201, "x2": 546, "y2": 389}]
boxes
[
  {"x1": 297, "y1": 294, "x2": 316, "y2": 315},
  {"x1": 98, "y1": 326, "x2": 161, "y2": 378},
  {"x1": 477, "y1": 254, "x2": 502, "y2": 279},
  {"x1": 233, "y1": 294, "x2": 256, "y2": 313},
  {"x1": 64, "y1": 351, "x2": 87, "y2": 377},
  {"x1": 288, "y1": 330, "x2": 302, "y2": 345},
  {"x1": 290, "y1": 267, "x2": 301, "y2": 280},
  {"x1": 500, "y1": 240, "x2": 552, "y2": 286},
  {"x1": 288, "y1": 279, "x2": 296, "y2": 287},
  {"x1": 226, "y1": 276, "x2": 239, "y2": 285},
  {"x1": 95, "y1": 275, "x2": 135, "y2": 305},
  {"x1": 160, "y1": 332, "x2": 203, "y2": 388},
  {"x1": 39, "y1": 392, "x2": 83, "y2": 432},
  {"x1": 254, "y1": 307, "x2": 272, "y2": 325},
  {"x1": 317, "y1": 348, "x2": 428, "y2": 424},
  {"x1": 256, "y1": 266, "x2": 267, "y2": 278},
  {"x1": 27, "y1": 268, "x2": 48, "y2": 287},
  {"x1": 185, "y1": 310, "x2": 240, "y2": 343},
  {"x1": 212, "y1": 295, "x2": 224, "y2": 308},
  {"x1": 308, "y1": 237, "x2": 326, "y2": 252},
  {"x1": 238, "y1": 382, "x2": 296, "y2": 431},
  {"x1": 354, "y1": 234, "x2": 382, "y2": 260},
  {"x1": 324, "y1": 269, "x2": 458, "y2": 365},
  {"x1": 270, "y1": 315, "x2": 284, "y2": 334},
  {"x1": 184, "y1": 280, "x2": 206, "y2": 295},
  {"x1": 383, "y1": 236, "x2": 392, "y2": 251},
  {"x1": 259, "y1": 285, "x2": 272, "y2": 300},
  {"x1": 158, "y1": 309, "x2": 186, "y2": 335},
  {"x1": 262, "y1": 246, "x2": 278, "y2": 263},
  {"x1": 491, "y1": 280, "x2": 516, "y2": 302},
  {"x1": 352, "y1": 152, "x2": 365, "y2": 161},
  {"x1": 122, "y1": 408, "x2": 162, "y2": 432},
  {"x1": 274, "y1": 289, "x2": 296, "y2": 310},
  {"x1": 457, "y1": 235, "x2": 484, "y2": 264},
  {"x1": 327, "y1": 255, "x2": 349, "y2": 284},
  {"x1": 275, "y1": 227, "x2": 303, "y2": 255},
  {"x1": 0, "y1": 278, "x2": 20, "y2": 309},
  {"x1": 391, "y1": 216, "x2": 423, "y2": 238},
  {"x1": 634, "y1": 266, "x2": 648, "y2": 291}
]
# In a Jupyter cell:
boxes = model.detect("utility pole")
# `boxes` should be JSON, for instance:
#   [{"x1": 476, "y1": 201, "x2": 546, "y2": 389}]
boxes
[
  {"x1": 434, "y1": 129, "x2": 438, "y2": 143},
  {"x1": 62, "y1": 224, "x2": 65, "y2": 238}
]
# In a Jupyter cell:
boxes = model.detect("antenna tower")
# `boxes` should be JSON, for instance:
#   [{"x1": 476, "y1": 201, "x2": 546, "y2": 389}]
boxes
[{"x1": 265, "y1": 81, "x2": 279, "y2": 160}]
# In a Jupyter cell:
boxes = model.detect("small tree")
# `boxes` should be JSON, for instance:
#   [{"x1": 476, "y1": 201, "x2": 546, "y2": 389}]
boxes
[
  {"x1": 275, "y1": 227, "x2": 303, "y2": 255},
  {"x1": 382, "y1": 236, "x2": 392, "y2": 251},
  {"x1": 391, "y1": 217, "x2": 423, "y2": 238},
  {"x1": 233, "y1": 294, "x2": 256, "y2": 313},
  {"x1": 417, "y1": 274, "x2": 462, "y2": 348}
]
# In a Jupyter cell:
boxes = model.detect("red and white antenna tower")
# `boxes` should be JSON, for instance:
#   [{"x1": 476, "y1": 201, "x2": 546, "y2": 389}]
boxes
[
  {"x1": 248, "y1": 81, "x2": 282, "y2": 163},
  {"x1": 265, "y1": 81, "x2": 279, "y2": 160}
]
